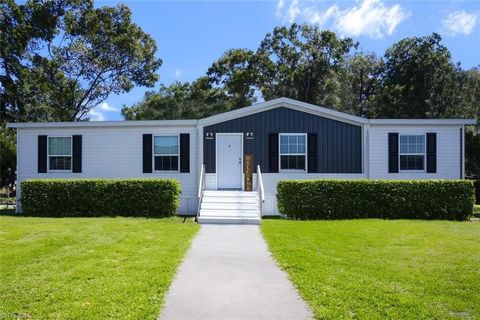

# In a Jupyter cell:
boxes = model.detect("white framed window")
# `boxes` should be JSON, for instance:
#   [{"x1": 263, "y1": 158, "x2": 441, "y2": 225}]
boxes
[
  {"x1": 399, "y1": 134, "x2": 425, "y2": 171},
  {"x1": 48, "y1": 136, "x2": 72, "y2": 171},
  {"x1": 279, "y1": 133, "x2": 307, "y2": 171},
  {"x1": 154, "y1": 135, "x2": 179, "y2": 171}
]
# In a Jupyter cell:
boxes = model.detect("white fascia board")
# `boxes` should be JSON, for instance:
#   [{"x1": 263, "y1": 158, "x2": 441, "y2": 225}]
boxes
[
  {"x1": 6, "y1": 119, "x2": 198, "y2": 129},
  {"x1": 198, "y1": 97, "x2": 368, "y2": 126},
  {"x1": 368, "y1": 119, "x2": 477, "y2": 126}
]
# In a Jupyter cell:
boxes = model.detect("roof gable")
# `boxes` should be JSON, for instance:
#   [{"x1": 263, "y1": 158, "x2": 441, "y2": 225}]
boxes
[{"x1": 198, "y1": 97, "x2": 368, "y2": 126}]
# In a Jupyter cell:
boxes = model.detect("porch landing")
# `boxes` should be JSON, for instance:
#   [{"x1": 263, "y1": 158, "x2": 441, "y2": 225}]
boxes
[{"x1": 197, "y1": 190, "x2": 261, "y2": 225}]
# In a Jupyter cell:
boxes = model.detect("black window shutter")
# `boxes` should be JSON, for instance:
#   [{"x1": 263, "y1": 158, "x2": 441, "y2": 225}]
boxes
[
  {"x1": 307, "y1": 133, "x2": 317, "y2": 173},
  {"x1": 180, "y1": 133, "x2": 190, "y2": 173},
  {"x1": 38, "y1": 135, "x2": 47, "y2": 173},
  {"x1": 72, "y1": 135, "x2": 82, "y2": 173},
  {"x1": 388, "y1": 133, "x2": 399, "y2": 173},
  {"x1": 426, "y1": 132, "x2": 437, "y2": 173},
  {"x1": 268, "y1": 133, "x2": 279, "y2": 173},
  {"x1": 143, "y1": 134, "x2": 152, "y2": 173}
]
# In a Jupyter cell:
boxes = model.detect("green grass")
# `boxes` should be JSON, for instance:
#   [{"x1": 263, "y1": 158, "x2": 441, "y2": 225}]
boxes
[
  {"x1": 262, "y1": 219, "x2": 480, "y2": 320},
  {"x1": 0, "y1": 216, "x2": 199, "y2": 319}
]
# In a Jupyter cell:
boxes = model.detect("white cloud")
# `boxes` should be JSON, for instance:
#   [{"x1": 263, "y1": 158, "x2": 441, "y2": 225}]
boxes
[
  {"x1": 88, "y1": 108, "x2": 105, "y2": 121},
  {"x1": 304, "y1": 5, "x2": 339, "y2": 26},
  {"x1": 442, "y1": 11, "x2": 478, "y2": 36},
  {"x1": 96, "y1": 102, "x2": 118, "y2": 112},
  {"x1": 335, "y1": 0, "x2": 409, "y2": 38},
  {"x1": 88, "y1": 102, "x2": 118, "y2": 121},
  {"x1": 175, "y1": 69, "x2": 182, "y2": 77},
  {"x1": 276, "y1": 0, "x2": 410, "y2": 38},
  {"x1": 286, "y1": 0, "x2": 301, "y2": 23}
]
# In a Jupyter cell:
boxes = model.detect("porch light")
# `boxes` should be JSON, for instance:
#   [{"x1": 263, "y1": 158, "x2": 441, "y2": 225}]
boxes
[
  {"x1": 246, "y1": 132, "x2": 254, "y2": 139},
  {"x1": 205, "y1": 132, "x2": 214, "y2": 140}
]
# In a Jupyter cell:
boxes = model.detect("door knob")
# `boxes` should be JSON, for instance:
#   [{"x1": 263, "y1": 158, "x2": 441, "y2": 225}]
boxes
[{"x1": 238, "y1": 158, "x2": 241, "y2": 164}]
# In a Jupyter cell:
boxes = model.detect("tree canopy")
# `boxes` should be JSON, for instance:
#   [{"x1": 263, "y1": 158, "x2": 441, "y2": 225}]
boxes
[
  {"x1": 1, "y1": 0, "x2": 161, "y2": 123},
  {"x1": 0, "y1": 0, "x2": 161, "y2": 186},
  {"x1": 122, "y1": 27, "x2": 479, "y2": 122},
  {"x1": 122, "y1": 77, "x2": 239, "y2": 120}
]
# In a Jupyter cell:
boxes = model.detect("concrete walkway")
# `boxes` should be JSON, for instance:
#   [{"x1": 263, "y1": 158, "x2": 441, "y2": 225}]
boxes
[{"x1": 159, "y1": 225, "x2": 313, "y2": 320}]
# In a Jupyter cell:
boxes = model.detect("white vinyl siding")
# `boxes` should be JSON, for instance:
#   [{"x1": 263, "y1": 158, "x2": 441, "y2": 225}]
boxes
[
  {"x1": 14, "y1": 120, "x2": 465, "y2": 216},
  {"x1": 368, "y1": 125, "x2": 461, "y2": 179},
  {"x1": 16, "y1": 126, "x2": 198, "y2": 214}
]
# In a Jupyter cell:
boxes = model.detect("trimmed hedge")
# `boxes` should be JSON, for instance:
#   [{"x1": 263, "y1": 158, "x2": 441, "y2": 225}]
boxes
[
  {"x1": 277, "y1": 179, "x2": 475, "y2": 221},
  {"x1": 474, "y1": 180, "x2": 480, "y2": 205},
  {"x1": 21, "y1": 179, "x2": 181, "y2": 217}
]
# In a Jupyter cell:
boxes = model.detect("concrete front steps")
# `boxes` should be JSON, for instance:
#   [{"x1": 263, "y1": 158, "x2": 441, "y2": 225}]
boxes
[{"x1": 197, "y1": 190, "x2": 261, "y2": 225}]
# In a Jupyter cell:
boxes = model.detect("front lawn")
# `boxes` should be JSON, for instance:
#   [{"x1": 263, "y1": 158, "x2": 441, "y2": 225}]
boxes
[
  {"x1": 262, "y1": 219, "x2": 480, "y2": 319},
  {"x1": 0, "y1": 216, "x2": 199, "y2": 319}
]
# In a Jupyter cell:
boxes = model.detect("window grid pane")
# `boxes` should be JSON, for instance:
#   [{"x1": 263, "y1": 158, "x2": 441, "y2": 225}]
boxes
[
  {"x1": 154, "y1": 136, "x2": 178, "y2": 155},
  {"x1": 49, "y1": 156, "x2": 72, "y2": 170},
  {"x1": 154, "y1": 156, "x2": 179, "y2": 171},
  {"x1": 280, "y1": 134, "x2": 306, "y2": 155},
  {"x1": 280, "y1": 155, "x2": 305, "y2": 170},
  {"x1": 400, "y1": 155, "x2": 424, "y2": 170},
  {"x1": 399, "y1": 135, "x2": 425, "y2": 155},
  {"x1": 279, "y1": 134, "x2": 307, "y2": 170},
  {"x1": 48, "y1": 137, "x2": 71, "y2": 156},
  {"x1": 399, "y1": 135, "x2": 425, "y2": 171}
]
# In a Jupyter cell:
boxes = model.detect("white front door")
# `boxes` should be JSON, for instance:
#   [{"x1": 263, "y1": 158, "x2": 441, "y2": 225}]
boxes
[{"x1": 217, "y1": 134, "x2": 243, "y2": 189}]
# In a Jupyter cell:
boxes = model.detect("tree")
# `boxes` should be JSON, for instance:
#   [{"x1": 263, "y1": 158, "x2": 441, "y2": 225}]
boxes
[
  {"x1": 207, "y1": 49, "x2": 258, "y2": 109},
  {"x1": 206, "y1": 24, "x2": 356, "y2": 108},
  {"x1": 256, "y1": 24, "x2": 356, "y2": 105},
  {"x1": 122, "y1": 77, "x2": 238, "y2": 120},
  {"x1": 460, "y1": 67, "x2": 480, "y2": 178},
  {"x1": 0, "y1": 0, "x2": 161, "y2": 186},
  {"x1": 371, "y1": 33, "x2": 461, "y2": 119},
  {"x1": 466, "y1": 128, "x2": 480, "y2": 179},
  {"x1": 1, "y1": 0, "x2": 161, "y2": 123},
  {"x1": 336, "y1": 52, "x2": 383, "y2": 117},
  {"x1": 453, "y1": 67, "x2": 480, "y2": 119}
]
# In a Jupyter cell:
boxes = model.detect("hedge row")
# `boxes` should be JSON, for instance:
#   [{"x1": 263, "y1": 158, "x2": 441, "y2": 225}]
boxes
[
  {"x1": 21, "y1": 179, "x2": 181, "y2": 217},
  {"x1": 277, "y1": 179, "x2": 475, "y2": 221},
  {"x1": 474, "y1": 180, "x2": 480, "y2": 205}
]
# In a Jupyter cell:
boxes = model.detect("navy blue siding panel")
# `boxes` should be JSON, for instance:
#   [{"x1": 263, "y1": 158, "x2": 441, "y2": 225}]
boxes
[{"x1": 203, "y1": 107, "x2": 362, "y2": 173}]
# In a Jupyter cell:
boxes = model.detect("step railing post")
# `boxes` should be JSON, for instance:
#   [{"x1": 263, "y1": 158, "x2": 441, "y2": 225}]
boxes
[{"x1": 256, "y1": 165, "x2": 265, "y2": 219}]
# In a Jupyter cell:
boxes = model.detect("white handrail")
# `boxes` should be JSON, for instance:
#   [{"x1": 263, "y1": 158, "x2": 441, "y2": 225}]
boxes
[
  {"x1": 256, "y1": 165, "x2": 265, "y2": 218},
  {"x1": 196, "y1": 164, "x2": 206, "y2": 220}
]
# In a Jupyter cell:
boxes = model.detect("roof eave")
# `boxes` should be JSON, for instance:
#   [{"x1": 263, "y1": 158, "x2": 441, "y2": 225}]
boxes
[
  {"x1": 368, "y1": 119, "x2": 477, "y2": 125},
  {"x1": 6, "y1": 119, "x2": 198, "y2": 129}
]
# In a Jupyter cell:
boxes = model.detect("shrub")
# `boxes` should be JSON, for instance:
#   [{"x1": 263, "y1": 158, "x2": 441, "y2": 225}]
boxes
[
  {"x1": 277, "y1": 180, "x2": 475, "y2": 221},
  {"x1": 474, "y1": 205, "x2": 480, "y2": 218},
  {"x1": 21, "y1": 179, "x2": 181, "y2": 217},
  {"x1": 474, "y1": 180, "x2": 480, "y2": 205}
]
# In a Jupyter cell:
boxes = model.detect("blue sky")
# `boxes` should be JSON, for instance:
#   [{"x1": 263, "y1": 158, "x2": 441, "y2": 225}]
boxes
[{"x1": 91, "y1": 0, "x2": 480, "y2": 121}]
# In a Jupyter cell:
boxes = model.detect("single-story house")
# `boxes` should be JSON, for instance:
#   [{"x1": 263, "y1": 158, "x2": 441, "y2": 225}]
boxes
[{"x1": 7, "y1": 98, "x2": 476, "y2": 223}]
